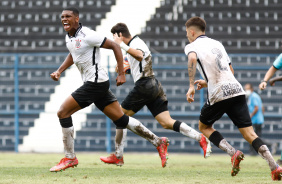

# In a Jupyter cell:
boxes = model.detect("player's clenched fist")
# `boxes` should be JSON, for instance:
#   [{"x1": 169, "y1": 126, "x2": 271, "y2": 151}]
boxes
[
  {"x1": 116, "y1": 73, "x2": 126, "y2": 86},
  {"x1": 259, "y1": 81, "x2": 267, "y2": 90},
  {"x1": 50, "y1": 71, "x2": 61, "y2": 81}
]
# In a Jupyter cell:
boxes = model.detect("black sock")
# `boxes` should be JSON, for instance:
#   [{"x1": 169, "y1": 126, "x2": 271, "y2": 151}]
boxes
[
  {"x1": 208, "y1": 131, "x2": 224, "y2": 148},
  {"x1": 252, "y1": 137, "x2": 265, "y2": 153},
  {"x1": 173, "y1": 120, "x2": 182, "y2": 132},
  {"x1": 59, "y1": 116, "x2": 73, "y2": 128}
]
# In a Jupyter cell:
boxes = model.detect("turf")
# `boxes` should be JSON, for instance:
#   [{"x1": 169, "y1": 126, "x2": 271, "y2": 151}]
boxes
[{"x1": 0, "y1": 153, "x2": 277, "y2": 184}]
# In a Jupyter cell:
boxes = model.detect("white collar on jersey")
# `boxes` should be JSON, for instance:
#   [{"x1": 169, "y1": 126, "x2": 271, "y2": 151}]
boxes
[
  {"x1": 195, "y1": 35, "x2": 207, "y2": 41},
  {"x1": 67, "y1": 23, "x2": 82, "y2": 38}
]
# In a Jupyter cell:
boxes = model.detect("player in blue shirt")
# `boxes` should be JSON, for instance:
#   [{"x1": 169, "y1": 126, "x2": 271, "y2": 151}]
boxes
[{"x1": 245, "y1": 83, "x2": 264, "y2": 155}]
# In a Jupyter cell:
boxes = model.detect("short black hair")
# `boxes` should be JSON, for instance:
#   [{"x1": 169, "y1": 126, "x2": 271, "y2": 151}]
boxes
[
  {"x1": 185, "y1": 16, "x2": 206, "y2": 32},
  {"x1": 64, "y1": 7, "x2": 79, "y2": 16},
  {"x1": 111, "y1": 23, "x2": 131, "y2": 38}
]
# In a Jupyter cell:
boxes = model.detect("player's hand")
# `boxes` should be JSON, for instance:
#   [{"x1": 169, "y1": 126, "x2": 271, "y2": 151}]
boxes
[
  {"x1": 269, "y1": 79, "x2": 275, "y2": 86},
  {"x1": 194, "y1": 79, "x2": 207, "y2": 90},
  {"x1": 113, "y1": 32, "x2": 123, "y2": 44},
  {"x1": 50, "y1": 71, "x2": 61, "y2": 81},
  {"x1": 186, "y1": 87, "x2": 195, "y2": 103},
  {"x1": 116, "y1": 73, "x2": 126, "y2": 86},
  {"x1": 259, "y1": 81, "x2": 267, "y2": 90}
]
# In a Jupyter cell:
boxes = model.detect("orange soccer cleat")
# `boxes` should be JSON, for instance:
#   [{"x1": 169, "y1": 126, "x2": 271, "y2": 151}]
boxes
[
  {"x1": 50, "y1": 157, "x2": 78, "y2": 172},
  {"x1": 199, "y1": 134, "x2": 212, "y2": 158},
  {"x1": 231, "y1": 150, "x2": 244, "y2": 176},
  {"x1": 100, "y1": 154, "x2": 124, "y2": 166},
  {"x1": 156, "y1": 137, "x2": 170, "y2": 168}
]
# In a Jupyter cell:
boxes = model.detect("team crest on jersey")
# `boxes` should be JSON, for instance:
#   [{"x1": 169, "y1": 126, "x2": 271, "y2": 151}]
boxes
[{"x1": 75, "y1": 39, "x2": 81, "y2": 48}]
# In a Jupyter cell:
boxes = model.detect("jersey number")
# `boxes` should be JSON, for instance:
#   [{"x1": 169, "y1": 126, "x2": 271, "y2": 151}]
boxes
[{"x1": 212, "y1": 48, "x2": 228, "y2": 71}]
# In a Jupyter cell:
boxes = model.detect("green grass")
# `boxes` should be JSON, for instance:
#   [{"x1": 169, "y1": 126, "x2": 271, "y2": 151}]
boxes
[{"x1": 0, "y1": 153, "x2": 278, "y2": 184}]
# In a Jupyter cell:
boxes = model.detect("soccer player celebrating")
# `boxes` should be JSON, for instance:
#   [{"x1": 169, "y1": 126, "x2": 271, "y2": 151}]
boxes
[
  {"x1": 184, "y1": 17, "x2": 282, "y2": 180},
  {"x1": 49, "y1": 7, "x2": 169, "y2": 172},
  {"x1": 100, "y1": 23, "x2": 211, "y2": 167}
]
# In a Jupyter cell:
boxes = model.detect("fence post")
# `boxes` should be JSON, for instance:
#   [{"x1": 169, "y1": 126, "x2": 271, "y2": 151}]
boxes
[
  {"x1": 106, "y1": 55, "x2": 112, "y2": 153},
  {"x1": 14, "y1": 54, "x2": 19, "y2": 152}
]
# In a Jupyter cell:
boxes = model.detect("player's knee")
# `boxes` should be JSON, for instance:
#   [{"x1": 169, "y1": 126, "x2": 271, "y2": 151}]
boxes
[
  {"x1": 198, "y1": 122, "x2": 208, "y2": 133},
  {"x1": 57, "y1": 108, "x2": 67, "y2": 119},
  {"x1": 113, "y1": 114, "x2": 129, "y2": 129},
  {"x1": 159, "y1": 121, "x2": 170, "y2": 129}
]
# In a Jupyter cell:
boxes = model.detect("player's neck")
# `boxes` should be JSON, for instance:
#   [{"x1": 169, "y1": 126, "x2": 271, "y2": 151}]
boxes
[
  {"x1": 68, "y1": 24, "x2": 80, "y2": 37},
  {"x1": 123, "y1": 36, "x2": 132, "y2": 45}
]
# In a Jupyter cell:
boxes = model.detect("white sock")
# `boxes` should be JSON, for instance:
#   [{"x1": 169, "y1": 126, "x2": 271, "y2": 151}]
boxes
[
  {"x1": 258, "y1": 145, "x2": 277, "y2": 171},
  {"x1": 179, "y1": 122, "x2": 202, "y2": 141},
  {"x1": 126, "y1": 117, "x2": 161, "y2": 147},
  {"x1": 115, "y1": 128, "x2": 127, "y2": 159},
  {"x1": 62, "y1": 126, "x2": 75, "y2": 159},
  {"x1": 219, "y1": 139, "x2": 236, "y2": 157}
]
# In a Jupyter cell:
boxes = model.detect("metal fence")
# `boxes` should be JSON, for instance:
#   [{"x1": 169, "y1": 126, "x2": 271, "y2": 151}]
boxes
[{"x1": 0, "y1": 53, "x2": 281, "y2": 153}]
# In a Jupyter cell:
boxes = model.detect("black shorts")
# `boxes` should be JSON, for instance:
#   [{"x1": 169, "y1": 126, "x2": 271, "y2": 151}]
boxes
[
  {"x1": 200, "y1": 95, "x2": 252, "y2": 128},
  {"x1": 71, "y1": 80, "x2": 117, "y2": 111},
  {"x1": 121, "y1": 76, "x2": 168, "y2": 117}
]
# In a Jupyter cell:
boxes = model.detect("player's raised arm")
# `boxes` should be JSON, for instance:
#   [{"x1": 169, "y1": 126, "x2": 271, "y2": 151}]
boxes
[
  {"x1": 113, "y1": 32, "x2": 143, "y2": 62},
  {"x1": 50, "y1": 53, "x2": 74, "y2": 81},
  {"x1": 101, "y1": 38, "x2": 126, "y2": 86},
  {"x1": 186, "y1": 52, "x2": 197, "y2": 103}
]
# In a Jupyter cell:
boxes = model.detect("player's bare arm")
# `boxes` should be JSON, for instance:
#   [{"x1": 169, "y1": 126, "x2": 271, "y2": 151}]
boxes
[
  {"x1": 194, "y1": 79, "x2": 207, "y2": 90},
  {"x1": 269, "y1": 75, "x2": 282, "y2": 86},
  {"x1": 50, "y1": 53, "x2": 74, "y2": 81},
  {"x1": 113, "y1": 32, "x2": 143, "y2": 62},
  {"x1": 101, "y1": 38, "x2": 126, "y2": 86},
  {"x1": 186, "y1": 52, "x2": 197, "y2": 103},
  {"x1": 259, "y1": 66, "x2": 278, "y2": 90}
]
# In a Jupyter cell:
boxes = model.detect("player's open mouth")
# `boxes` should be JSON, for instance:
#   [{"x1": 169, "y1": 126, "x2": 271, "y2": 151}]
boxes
[{"x1": 63, "y1": 23, "x2": 70, "y2": 29}]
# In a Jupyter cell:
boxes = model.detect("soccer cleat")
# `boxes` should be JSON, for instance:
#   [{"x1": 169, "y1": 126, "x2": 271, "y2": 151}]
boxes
[
  {"x1": 271, "y1": 165, "x2": 282, "y2": 180},
  {"x1": 50, "y1": 157, "x2": 78, "y2": 172},
  {"x1": 199, "y1": 134, "x2": 212, "y2": 158},
  {"x1": 231, "y1": 150, "x2": 244, "y2": 176},
  {"x1": 156, "y1": 137, "x2": 170, "y2": 168},
  {"x1": 100, "y1": 154, "x2": 124, "y2": 166}
]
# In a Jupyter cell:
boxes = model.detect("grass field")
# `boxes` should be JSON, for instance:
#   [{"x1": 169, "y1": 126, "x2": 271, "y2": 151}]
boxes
[{"x1": 0, "y1": 152, "x2": 278, "y2": 184}]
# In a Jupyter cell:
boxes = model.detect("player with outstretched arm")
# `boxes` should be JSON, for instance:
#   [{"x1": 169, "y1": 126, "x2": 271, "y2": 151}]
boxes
[
  {"x1": 100, "y1": 23, "x2": 211, "y2": 167},
  {"x1": 184, "y1": 17, "x2": 282, "y2": 180},
  {"x1": 259, "y1": 53, "x2": 282, "y2": 89},
  {"x1": 49, "y1": 7, "x2": 169, "y2": 172}
]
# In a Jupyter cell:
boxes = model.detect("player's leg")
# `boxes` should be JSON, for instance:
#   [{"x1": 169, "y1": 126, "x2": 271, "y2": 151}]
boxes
[
  {"x1": 50, "y1": 95, "x2": 81, "y2": 172},
  {"x1": 238, "y1": 126, "x2": 281, "y2": 180},
  {"x1": 114, "y1": 108, "x2": 134, "y2": 161},
  {"x1": 198, "y1": 99, "x2": 244, "y2": 176},
  {"x1": 153, "y1": 108, "x2": 211, "y2": 158},
  {"x1": 100, "y1": 86, "x2": 169, "y2": 167},
  {"x1": 228, "y1": 95, "x2": 281, "y2": 180}
]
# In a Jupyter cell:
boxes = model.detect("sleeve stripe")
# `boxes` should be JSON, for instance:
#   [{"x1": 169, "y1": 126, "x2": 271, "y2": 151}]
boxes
[{"x1": 100, "y1": 37, "x2": 107, "y2": 48}]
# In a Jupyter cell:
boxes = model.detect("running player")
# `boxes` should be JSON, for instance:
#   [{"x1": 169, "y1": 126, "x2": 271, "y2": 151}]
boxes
[
  {"x1": 100, "y1": 23, "x2": 211, "y2": 167},
  {"x1": 49, "y1": 7, "x2": 169, "y2": 172},
  {"x1": 184, "y1": 17, "x2": 282, "y2": 180}
]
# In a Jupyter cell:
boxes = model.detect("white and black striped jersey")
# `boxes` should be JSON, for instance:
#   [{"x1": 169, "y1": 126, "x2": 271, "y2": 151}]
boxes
[
  {"x1": 184, "y1": 35, "x2": 245, "y2": 105},
  {"x1": 65, "y1": 24, "x2": 109, "y2": 83},
  {"x1": 126, "y1": 36, "x2": 154, "y2": 83}
]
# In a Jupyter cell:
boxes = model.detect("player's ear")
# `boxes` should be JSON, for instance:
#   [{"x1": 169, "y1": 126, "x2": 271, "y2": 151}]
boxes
[{"x1": 119, "y1": 32, "x2": 123, "y2": 37}]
